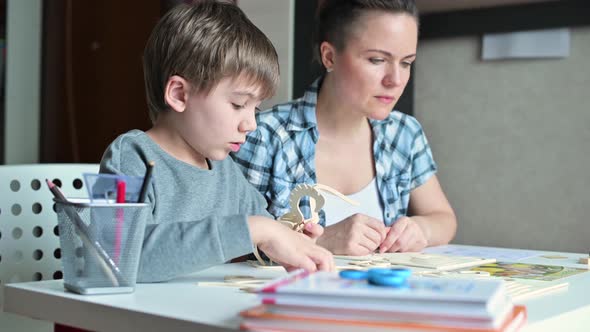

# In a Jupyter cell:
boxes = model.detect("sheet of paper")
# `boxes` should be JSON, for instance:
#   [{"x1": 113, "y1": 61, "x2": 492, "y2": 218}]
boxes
[{"x1": 424, "y1": 244, "x2": 539, "y2": 261}]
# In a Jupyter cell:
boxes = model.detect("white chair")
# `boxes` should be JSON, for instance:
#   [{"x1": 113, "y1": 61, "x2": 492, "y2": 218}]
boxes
[{"x1": 0, "y1": 164, "x2": 99, "y2": 331}]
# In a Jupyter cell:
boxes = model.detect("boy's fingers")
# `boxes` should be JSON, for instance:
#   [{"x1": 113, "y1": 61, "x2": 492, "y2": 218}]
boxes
[
  {"x1": 283, "y1": 264, "x2": 297, "y2": 272},
  {"x1": 312, "y1": 248, "x2": 334, "y2": 272},
  {"x1": 303, "y1": 223, "x2": 324, "y2": 239},
  {"x1": 299, "y1": 256, "x2": 318, "y2": 272}
]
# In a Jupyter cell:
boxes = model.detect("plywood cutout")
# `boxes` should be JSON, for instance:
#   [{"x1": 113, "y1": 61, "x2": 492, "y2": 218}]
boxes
[
  {"x1": 251, "y1": 184, "x2": 358, "y2": 267},
  {"x1": 335, "y1": 252, "x2": 496, "y2": 271}
]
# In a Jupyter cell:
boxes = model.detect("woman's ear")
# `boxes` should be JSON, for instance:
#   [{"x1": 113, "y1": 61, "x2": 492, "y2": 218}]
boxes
[
  {"x1": 320, "y1": 41, "x2": 336, "y2": 72},
  {"x1": 164, "y1": 75, "x2": 190, "y2": 113}
]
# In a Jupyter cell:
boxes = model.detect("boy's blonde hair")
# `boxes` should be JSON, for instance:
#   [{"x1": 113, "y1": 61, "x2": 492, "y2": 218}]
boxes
[{"x1": 143, "y1": 0, "x2": 280, "y2": 123}]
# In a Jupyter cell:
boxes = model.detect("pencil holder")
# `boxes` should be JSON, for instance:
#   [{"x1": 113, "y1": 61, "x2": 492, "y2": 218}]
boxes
[{"x1": 54, "y1": 198, "x2": 149, "y2": 294}]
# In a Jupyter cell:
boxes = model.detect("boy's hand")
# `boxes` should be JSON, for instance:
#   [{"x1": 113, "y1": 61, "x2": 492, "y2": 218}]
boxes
[
  {"x1": 302, "y1": 222, "x2": 324, "y2": 241},
  {"x1": 249, "y1": 217, "x2": 335, "y2": 272},
  {"x1": 378, "y1": 216, "x2": 428, "y2": 253},
  {"x1": 316, "y1": 213, "x2": 387, "y2": 256}
]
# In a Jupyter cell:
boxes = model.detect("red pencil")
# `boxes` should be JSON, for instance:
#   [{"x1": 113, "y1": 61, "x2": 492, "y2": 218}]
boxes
[{"x1": 114, "y1": 180, "x2": 126, "y2": 264}]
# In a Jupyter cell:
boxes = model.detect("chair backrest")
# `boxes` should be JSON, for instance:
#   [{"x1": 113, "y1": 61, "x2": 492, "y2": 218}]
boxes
[{"x1": 0, "y1": 164, "x2": 99, "y2": 295}]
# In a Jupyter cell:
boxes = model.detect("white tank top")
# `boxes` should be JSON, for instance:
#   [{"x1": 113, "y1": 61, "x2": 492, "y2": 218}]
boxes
[{"x1": 322, "y1": 178, "x2": 384, "y2": 227}]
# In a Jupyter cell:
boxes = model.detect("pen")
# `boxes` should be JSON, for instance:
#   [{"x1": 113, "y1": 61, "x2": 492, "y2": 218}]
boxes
[
  {"x1": 114, "y1": 180, "x2": 126, "y2": 264},
  {"x1": 46, "y1": 179, "x2": 125, "y2": 286},
  {"x1": 137, "y1": 161, "x2": 155, "y2": 203}
]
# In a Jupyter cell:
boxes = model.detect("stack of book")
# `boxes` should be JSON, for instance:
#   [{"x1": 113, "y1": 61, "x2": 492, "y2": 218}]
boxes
[{"x1": 240, "y1": 270, "x2": 527, "y2": 332}]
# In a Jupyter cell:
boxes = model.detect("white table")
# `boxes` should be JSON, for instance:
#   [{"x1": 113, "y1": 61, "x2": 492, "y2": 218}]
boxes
[{"x1": 3, "y1": 245, "x2": 590, "y2": 332}]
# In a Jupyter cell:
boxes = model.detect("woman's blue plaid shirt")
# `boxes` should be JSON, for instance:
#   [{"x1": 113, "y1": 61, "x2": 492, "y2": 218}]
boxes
[{"x1": 232, "y1": 78, "x2": 437, "y2": 226}]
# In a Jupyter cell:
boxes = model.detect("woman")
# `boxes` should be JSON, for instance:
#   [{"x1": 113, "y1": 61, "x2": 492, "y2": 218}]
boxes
[{"x1": 233, "y1": 0, "x2": 456, "y2": 256}]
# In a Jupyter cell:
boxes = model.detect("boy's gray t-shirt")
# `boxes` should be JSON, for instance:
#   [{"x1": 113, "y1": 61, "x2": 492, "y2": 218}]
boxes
[{"x1": 100, "y1": 130, "x2": 272, "y2": 282}]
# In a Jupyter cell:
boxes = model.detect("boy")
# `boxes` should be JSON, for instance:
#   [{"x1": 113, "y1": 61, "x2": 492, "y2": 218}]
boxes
[{"x1": 100, "y1": 1, "x2": 334, "y2": 282}]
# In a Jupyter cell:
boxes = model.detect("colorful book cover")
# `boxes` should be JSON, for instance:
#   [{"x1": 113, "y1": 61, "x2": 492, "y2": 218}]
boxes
[{"x1": 470, "y1": 262, "x2": 587, "y2": 281}]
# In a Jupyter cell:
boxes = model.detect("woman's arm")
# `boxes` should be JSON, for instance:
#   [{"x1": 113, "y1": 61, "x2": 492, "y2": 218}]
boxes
[
  {"x1": 407, "y1": 175, "x2": 457, "y2": 246},
  {"x1": 380, "y1": 175, "x2": 457, "y2": 252}
]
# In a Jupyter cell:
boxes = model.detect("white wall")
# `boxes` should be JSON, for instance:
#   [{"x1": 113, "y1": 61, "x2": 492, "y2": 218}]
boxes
[
  {"x1": 414, "y1": 27, "x2": 590, "y2": 252},
  {"x1": 239, "y1": 0, "x2": 294, "y2": 110},
  {"x1": 3, "y1": 0, "x2": 43, "y2": 164},
  {"x1": 1, "y1": 1, "x2": 50, "y2": 331}
]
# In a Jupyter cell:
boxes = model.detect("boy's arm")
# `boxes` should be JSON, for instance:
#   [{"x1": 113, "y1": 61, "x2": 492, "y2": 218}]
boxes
[
  {"x1": 100, "y1": 135, "x2": 256, "y2": 282},
  {"x1": 138, "y1": 214, "x2": 254, "y2": 282},
  {"x1": 100, "y1": 133, "x2": 332, "y2": 281}
]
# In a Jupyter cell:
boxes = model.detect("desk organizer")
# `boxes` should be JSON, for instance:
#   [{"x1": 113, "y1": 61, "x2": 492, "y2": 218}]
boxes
[{"x1": 55, "y1": 198, "x2": 149, "y2": 294}]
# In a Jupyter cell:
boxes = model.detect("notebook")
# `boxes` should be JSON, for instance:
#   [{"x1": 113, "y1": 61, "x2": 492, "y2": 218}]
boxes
[
  {"x1": 257, "y1": 270, "x2": 513, "y2": 323},
  {"x1": 241, "y1": 304, "x2": 527, "y2": 332}
]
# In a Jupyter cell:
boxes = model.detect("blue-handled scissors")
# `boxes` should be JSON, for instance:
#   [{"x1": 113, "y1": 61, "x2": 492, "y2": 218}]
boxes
[
  {"x1": 367, "y1": 268, "x2": 411, "y2": 287},
  {"x1": 339, "y1": 269, "x2": 369, "y2": 280},
  {"x1": 340, "y1": 268, "x2": 411, "y2": 287}
]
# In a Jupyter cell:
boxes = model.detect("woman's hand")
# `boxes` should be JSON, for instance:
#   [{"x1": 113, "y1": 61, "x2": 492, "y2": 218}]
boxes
[
  {"x1": 317, "y1": 213, "x2": 387, "y2": 256},
  {"x1": 379, "y1": 216, "x2": 428, "y2": 253}
]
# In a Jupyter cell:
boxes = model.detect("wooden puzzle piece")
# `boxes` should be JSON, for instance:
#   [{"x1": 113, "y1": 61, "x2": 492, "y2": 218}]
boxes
[
  {"x1": 197, "y1": 275, "x2": 274, "y2": 292},
  {"x1": 252, "y1": 183, "x2": 358, "y2": 267},
  {"x1": 541, "y1": 255, "x2": 568, "y2": 259},
  {"x1": 335, "y1": 252, "x2": 496, "y2": 271},
  {"x1": 246, "y1": 260, "x2": 284, "y2": 269}
]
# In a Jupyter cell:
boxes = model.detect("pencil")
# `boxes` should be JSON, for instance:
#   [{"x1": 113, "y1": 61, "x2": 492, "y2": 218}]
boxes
[
  {"x1": 46, "y1": 179, "x2": 125, "y2": 286},
  {"x1": 114, "y1": 179, "x2": 126, "y2": 264},
  {"x1": 137, "y1": 161, "x2": 155, "y2": 203}
]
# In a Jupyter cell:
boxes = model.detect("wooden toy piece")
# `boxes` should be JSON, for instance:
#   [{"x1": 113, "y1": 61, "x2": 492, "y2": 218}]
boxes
[
  {"x1": 336, "y1": 252, "x2": 496, "y2": 271},
  {"x1": 252, "y1": 183, "x2": 359, "y2": 267},
  {"x1": 279, "y1": 184, "x2": 325, "y2": 232},
  {"x1": 541, "y1": 255, "x2": 568, "y2": 259},
  {"x1": 578, "y1": 251, "x2": 590, "y2": 266},
  {"x1": 246, "y1": 260, "x2": 284, "y2": 269},
  {"x1": 279, "y1": 183, "x2": 359, "y2": 232},
  {"x1": 197, "y1": 275, "x2": 273, "y2": 290},
  {"x1": 252, "y1": 247, "x2": 271, "y2": 267}
]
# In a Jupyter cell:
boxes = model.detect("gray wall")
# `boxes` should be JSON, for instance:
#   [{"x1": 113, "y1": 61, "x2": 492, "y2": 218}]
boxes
[{"x1": 415, "y1": 27, "x2": 590, "y2": 253}]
